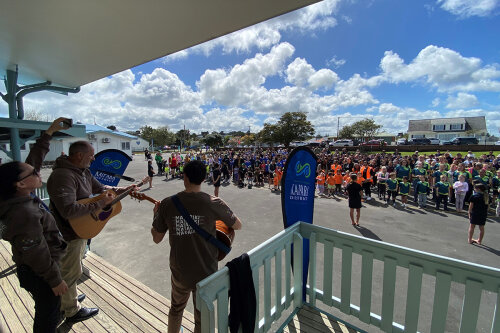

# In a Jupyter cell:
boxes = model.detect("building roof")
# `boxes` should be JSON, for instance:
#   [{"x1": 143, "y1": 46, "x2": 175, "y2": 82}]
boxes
[
  {"x1": 85, "y1": 124, "x2": 137, "y2": 139},
  {"x1": 408, "y1": 116, "x2": 486, "y2": 132},
  {"x1": 1, "y1": 1, "x2": 319, "y2": 88}
]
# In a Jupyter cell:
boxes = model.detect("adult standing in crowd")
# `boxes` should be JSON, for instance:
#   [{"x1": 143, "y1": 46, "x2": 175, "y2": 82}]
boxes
[
  {"x1": 151, "y1": 160, "x2": 242, "y2": 333},
  {"x1": 0, "y1": 118, "x2": 70, "y2": 332},
  {"x1": 47, "y1": 140, "x2": 137, "y2": 323}
]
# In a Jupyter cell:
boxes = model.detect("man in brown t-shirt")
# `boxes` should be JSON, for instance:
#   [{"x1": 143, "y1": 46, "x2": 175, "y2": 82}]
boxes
[{"x1": 151, "y1": 160, "x2": 242, "y2": 333}]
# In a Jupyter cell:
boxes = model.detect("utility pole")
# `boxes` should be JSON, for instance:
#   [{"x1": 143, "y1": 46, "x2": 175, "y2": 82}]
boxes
[{"x1": 337, "y1": 117, "x2": 340, "y2": 138}]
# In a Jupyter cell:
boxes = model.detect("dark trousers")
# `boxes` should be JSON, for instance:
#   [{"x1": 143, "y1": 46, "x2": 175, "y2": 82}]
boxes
[
  {"x1": 378, "y1": 183, "x2": 386, "y2": 199},
  {"x1": 436, "y1": 194, "x2": 448, "y2": 210},
  {"x1": 17, "y1": 265, "x2": 61, "y2": 333},
  {"x1": 362, "y1": 182, "x2": 371, "y2": 197},
  {"x1": 449, "y1": 188, "x2": 455, "y2": 204}
]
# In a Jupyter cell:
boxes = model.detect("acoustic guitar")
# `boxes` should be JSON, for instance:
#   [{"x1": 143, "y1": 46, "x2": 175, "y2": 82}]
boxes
[
  {"x1": 130, "y1": 191, "x2": 235, "y2": 261},
  {"x1": 68, "y1": 177, "x2": 149, "y2": 239}
]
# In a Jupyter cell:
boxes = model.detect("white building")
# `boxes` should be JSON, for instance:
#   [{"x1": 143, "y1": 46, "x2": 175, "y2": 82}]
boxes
[
  {"x1": 85, "y1": 124, "x2": 137, "y2": 157},
  {"x1": 1, "y1": 124, "x2": 139, "y2": 162},
  {"x1": 407, "y1": 116, "x2": 487, "y2": 141},
  {"x1": 131, "y1": 137, "x2": 150, "y2": 152}
]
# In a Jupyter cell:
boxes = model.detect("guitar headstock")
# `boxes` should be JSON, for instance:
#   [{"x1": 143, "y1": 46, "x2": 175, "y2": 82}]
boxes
[{"x1": 129, "y1": 190, "x2": 159, "y2": 204}]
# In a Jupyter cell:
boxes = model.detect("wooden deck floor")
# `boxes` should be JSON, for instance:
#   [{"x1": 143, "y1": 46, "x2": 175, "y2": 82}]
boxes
[
  {"x1": 0, "y1": 240, "x2": 195, "y2": 333},
  {"x1": 283, "y1": 305, "x2": 361, "y2": 333}
]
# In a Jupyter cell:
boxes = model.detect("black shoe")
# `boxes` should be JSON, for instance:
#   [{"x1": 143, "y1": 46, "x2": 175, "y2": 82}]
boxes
[
  {"x1": 77, "y1": 294, "x2": 86, "y2": 303},
  {"x1": 66, "y1": 307, "x2": 99, "y2": 323}
]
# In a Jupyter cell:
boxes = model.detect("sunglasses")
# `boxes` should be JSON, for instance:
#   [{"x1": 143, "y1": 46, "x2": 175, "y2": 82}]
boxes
[{"x1": 18, "y1": 168, "x2": 40, "y2": 181}]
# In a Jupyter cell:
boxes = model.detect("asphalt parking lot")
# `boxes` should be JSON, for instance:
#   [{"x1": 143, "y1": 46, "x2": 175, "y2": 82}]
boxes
[{"x1": 42, "y1": 156, "x2": 500, "y2": 332}]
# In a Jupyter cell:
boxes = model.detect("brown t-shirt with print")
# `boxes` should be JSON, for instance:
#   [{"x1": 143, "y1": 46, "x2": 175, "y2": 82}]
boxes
[{"x1": 152, "y1": 191, "x2": 237, "y2": 289}]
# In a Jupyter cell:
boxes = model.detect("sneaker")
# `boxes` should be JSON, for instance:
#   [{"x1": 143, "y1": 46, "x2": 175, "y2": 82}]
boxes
[
  {"x1": 366, "y1": 196, "x2": 372, "y2": 201},
  {"x1": 393, "y1": 203, "x2": 396, "y2": 207}
]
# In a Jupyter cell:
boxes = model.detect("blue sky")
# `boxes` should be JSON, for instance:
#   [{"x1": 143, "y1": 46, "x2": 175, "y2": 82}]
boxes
[{"x1": 2, "y1": 0, "x2": 500, "y2": 136}]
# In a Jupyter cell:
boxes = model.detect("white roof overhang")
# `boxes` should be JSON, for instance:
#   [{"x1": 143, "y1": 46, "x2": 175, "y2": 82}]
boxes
[{"x1": 1, "y1": 0, "x2": 320, "y2": 88}]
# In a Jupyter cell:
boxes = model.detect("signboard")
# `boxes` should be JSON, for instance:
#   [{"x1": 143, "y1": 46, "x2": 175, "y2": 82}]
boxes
[
  {"x1": 281, "y1": 146, "x2": 317, "y2": 300},
  {"x1": 89, "y1": 149, "x2": 132, "y2": 186}
]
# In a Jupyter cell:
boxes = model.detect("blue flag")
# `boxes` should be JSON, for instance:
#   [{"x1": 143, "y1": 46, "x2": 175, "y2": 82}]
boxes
[
  {"x1": 281, "y1": 146, "x2": 317, "y2": 301},
  {"x1": 89, "y1": 149, "x2": 132, "y2": 186}
]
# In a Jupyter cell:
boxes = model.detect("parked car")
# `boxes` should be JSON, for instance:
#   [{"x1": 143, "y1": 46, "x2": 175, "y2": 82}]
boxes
[
  {"x1": 429, "y1": 138, "x2": 440, "y2": 145},
  {"x1": 361, "y1": 139, "x2": 387, "y2": 147},
  {"x1": 407, "y1": 138, "x2": 431, "y2": 145},
  {"x1": 442, "y1": 137, "x2": 479, "y2": 145},
  {"x1": 330, "y1": 139, "x2": 354, "y2": 146},
  {"x1": 496, "y1": 140, "x2": 500, "y2": 146},
  {"x1": 396, "y1": 138, "x2": 407, "y2": 145}
]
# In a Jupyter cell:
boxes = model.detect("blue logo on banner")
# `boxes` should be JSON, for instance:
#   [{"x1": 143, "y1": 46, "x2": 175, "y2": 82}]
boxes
[
  {"x1": 281, "y1": 147, "x2": 317, "y2": 301},
  {"x1": 295, "y1": 161, "x2": 311, "y2": 178},
  {"x1": 89, "y1": 149, "x2": 132, "y2": 186}
]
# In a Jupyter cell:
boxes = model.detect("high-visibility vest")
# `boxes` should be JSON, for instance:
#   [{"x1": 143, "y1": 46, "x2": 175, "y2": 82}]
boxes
[{"x1": 361, "y1": 166, "x2": 373, "y2": 183}]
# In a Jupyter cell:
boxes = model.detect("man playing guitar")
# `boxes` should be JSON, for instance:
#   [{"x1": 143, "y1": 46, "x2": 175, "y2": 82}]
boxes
[
  {"x1": 47, "y1": 140, "x2": 138, "y2": 323},
  {"x1": 151, "y1": 160, "x2": 242, "y2": 333}
]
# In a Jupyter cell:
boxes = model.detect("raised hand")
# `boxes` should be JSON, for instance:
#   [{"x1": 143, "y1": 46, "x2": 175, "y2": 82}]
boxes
[{"x1": 46, "y1": 117, "x2": 72, "y2": 136}]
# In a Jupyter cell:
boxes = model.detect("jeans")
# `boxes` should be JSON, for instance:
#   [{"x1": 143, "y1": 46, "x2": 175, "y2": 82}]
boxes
[
  {"x1": 418, "y1": 193, "x2": 427, "y2": 207},
  {"x1": 455, "y1": 192, "x2": 466, "y2": 211},
  {"x1": 17, "y1": 265, "x2": 61, "y2": 333}
]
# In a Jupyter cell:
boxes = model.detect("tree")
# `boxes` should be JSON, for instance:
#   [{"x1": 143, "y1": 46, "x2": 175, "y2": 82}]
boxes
[
  {"x1": 24, "y1": 109, "x2": 51, "y2": 121},
  {"x1": 240, "y1": 133, "x2": 256, "y2": 146},
  {"x1": 351, "y1": 119, "x2": 382, "y2": 139},
  {"x1": 256, "y1": 123, "x2": 279, "y2": 146},
  {"x1": 175, "y1": 129, "x2": 191, "y2": 148},
  {"x1": 107, "y1": 125, "x2": 117, "y2": 131},
  {"x1": 338, "y1": 125, "x2": 356, "y2": 139},
  {"x1": 265, "y1": 112, "x2": 314, "y2": 148},
  {"x1": 338, "y1": 119, "x2": 382, "y2": 140},
  {"x1": 202, "y1": 133, "x2": 224, "y2": 149}
]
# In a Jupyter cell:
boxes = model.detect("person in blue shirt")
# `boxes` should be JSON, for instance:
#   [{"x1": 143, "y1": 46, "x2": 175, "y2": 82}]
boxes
[
  {"x1": 415, "y1": 175, "x2": 430, "y2": 208},
  {"x1": 395, "y1": 159, "x2": 410, "y2": 182},
  {"x1": 386, "y1": 172, "x2": 399, "y2": 206},
  {"x1": 398, "y1": 176, "x2": 411, "y2": 208},
  {"x1": 434, "y1": 175, "x2": 451, "y2": 210},
  {"x1": 412, "y1": 162, "x2": 427, "y2": 203},
  {"x1": 431, "y1": 164, "x2": 447, "y2": 201}
]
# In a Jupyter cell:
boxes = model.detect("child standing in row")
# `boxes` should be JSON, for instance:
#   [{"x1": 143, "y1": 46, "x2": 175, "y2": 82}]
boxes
[
  {"x1": 316, "y1": 170, "x2": 326, "y2": 196},
  {"x1": 399, "y1": 176, "x2": 410, "y2": 208},
  {"x1": 416, "y1": 175, "x2": 430, "y2": 208},
  {"x1": 377, "y1": 167, "x2": 389, "y2": 201},
  {"x1": 434, "y1": 175, "x2": 450, "y2": 210},
  {"x1": 453, "y1": 174, "x2": 468, "y2": 212},
  {"x1": 386, "y1": 173, "x2": 398, "y2": 206},
  {"x1": 326, "y1": 171, "x2": 336, "y2": 197}
]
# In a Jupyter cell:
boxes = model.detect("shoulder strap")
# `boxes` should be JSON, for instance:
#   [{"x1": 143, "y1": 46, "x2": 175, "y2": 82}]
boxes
[{"x1": 170, "y1": 195, "x2": 231, "y2": 255}]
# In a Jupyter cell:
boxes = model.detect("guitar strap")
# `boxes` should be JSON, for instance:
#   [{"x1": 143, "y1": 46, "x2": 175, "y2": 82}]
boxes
[{"x1": 171, "y1": 195, "x2": 231, "y2": 255}]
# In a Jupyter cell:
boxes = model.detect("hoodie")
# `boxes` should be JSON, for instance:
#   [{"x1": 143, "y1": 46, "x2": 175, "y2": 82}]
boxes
[
  {"x1": 0, "y1": 196, "x2": 67, "y2": 287},
  {"x1": 0, "y1": 133, "x2": 66, "y2": 288},
  {"x1": 47, "y1": 156, "x2": 106, "y2": 241}
]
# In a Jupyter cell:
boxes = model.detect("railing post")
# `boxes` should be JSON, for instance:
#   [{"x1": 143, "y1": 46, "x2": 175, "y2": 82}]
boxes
[
  {"x1": 308, "y1": 232, "x2": 317, "y2": 306},
  {"x1": 293, "y1": 232, "x2": 303, "y2": 309},
  {"x1": 197, "y1": 294, "x2": 215, "y2": 333}
]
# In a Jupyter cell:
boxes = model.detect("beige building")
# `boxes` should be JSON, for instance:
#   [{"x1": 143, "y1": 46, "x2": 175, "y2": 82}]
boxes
[{"x1": 407, "y1": 116, "x2": 487, "y2": 141}]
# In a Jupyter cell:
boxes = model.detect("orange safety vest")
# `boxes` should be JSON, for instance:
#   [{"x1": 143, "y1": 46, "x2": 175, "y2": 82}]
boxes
[{"x1": 360, "y1": 166, "x2": 373, "y2": 183}]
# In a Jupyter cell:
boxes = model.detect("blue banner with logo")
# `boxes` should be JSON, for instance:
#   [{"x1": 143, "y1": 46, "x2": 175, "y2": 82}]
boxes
[
  {"x1": 89, "y1": 149, "x2": 132, "y2": 186},
  {"x1": 281, "y1": 146, "x2": 317, "y2": 300}
]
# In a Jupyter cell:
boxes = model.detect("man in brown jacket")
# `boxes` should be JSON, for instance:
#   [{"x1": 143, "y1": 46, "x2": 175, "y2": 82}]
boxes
[{"x1": 47, "y1": 140, "x2": 135, "y2": 323}]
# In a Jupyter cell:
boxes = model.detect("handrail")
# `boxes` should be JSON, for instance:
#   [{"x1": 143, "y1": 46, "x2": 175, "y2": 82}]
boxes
[
  {"x1": 196, "y1": 222, "x2": 500, "y2": 333},
  {"x1": 34, "y1": 182, "x2": 50, "y2": 205}
]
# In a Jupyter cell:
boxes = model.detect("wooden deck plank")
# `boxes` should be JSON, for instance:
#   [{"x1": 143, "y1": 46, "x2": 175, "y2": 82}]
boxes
[
  {"x1": 0, "y1": 243, "x2": 33, "y2": 332},
  {"x1": 284, "y1": 306, "x2": 361, "y2": 333},
  {"x1": 80, "y1": 263, "x2": 168, "y2": 332},
  {"x1": 85, "y1": 253, "x2": 195, "y2": 331},
  {"x1": 0, "y1": 240, "x2": 194, "y2": 333}
]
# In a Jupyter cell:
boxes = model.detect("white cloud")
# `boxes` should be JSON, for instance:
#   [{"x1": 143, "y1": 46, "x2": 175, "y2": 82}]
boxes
[
  {"x1": 380, "y1": 45, "x2": 500, "y2": 92},
  {"x1": 327, "y1": 56, "x2": 346, "y2": 69},
  {"x1": 432, "y1": 98, "x2": 440, "y2": 107},
  {"x1": 446, "y1": 92, "x2": 479, "y2": 108},
  {"x1": 437, "y1": 0, "x2": 499, "y2": 18},
  {"x1": 285, "y1": 58, "x2": 339, "y2": 89},
  {"x1": 173, "y1": 0, "x2": 341, "y2": 57}
]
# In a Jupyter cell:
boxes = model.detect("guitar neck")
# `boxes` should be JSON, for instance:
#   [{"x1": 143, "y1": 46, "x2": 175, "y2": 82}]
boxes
[{"x1": 109, "y1": 180, "x2": 147, "y2": 206}]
